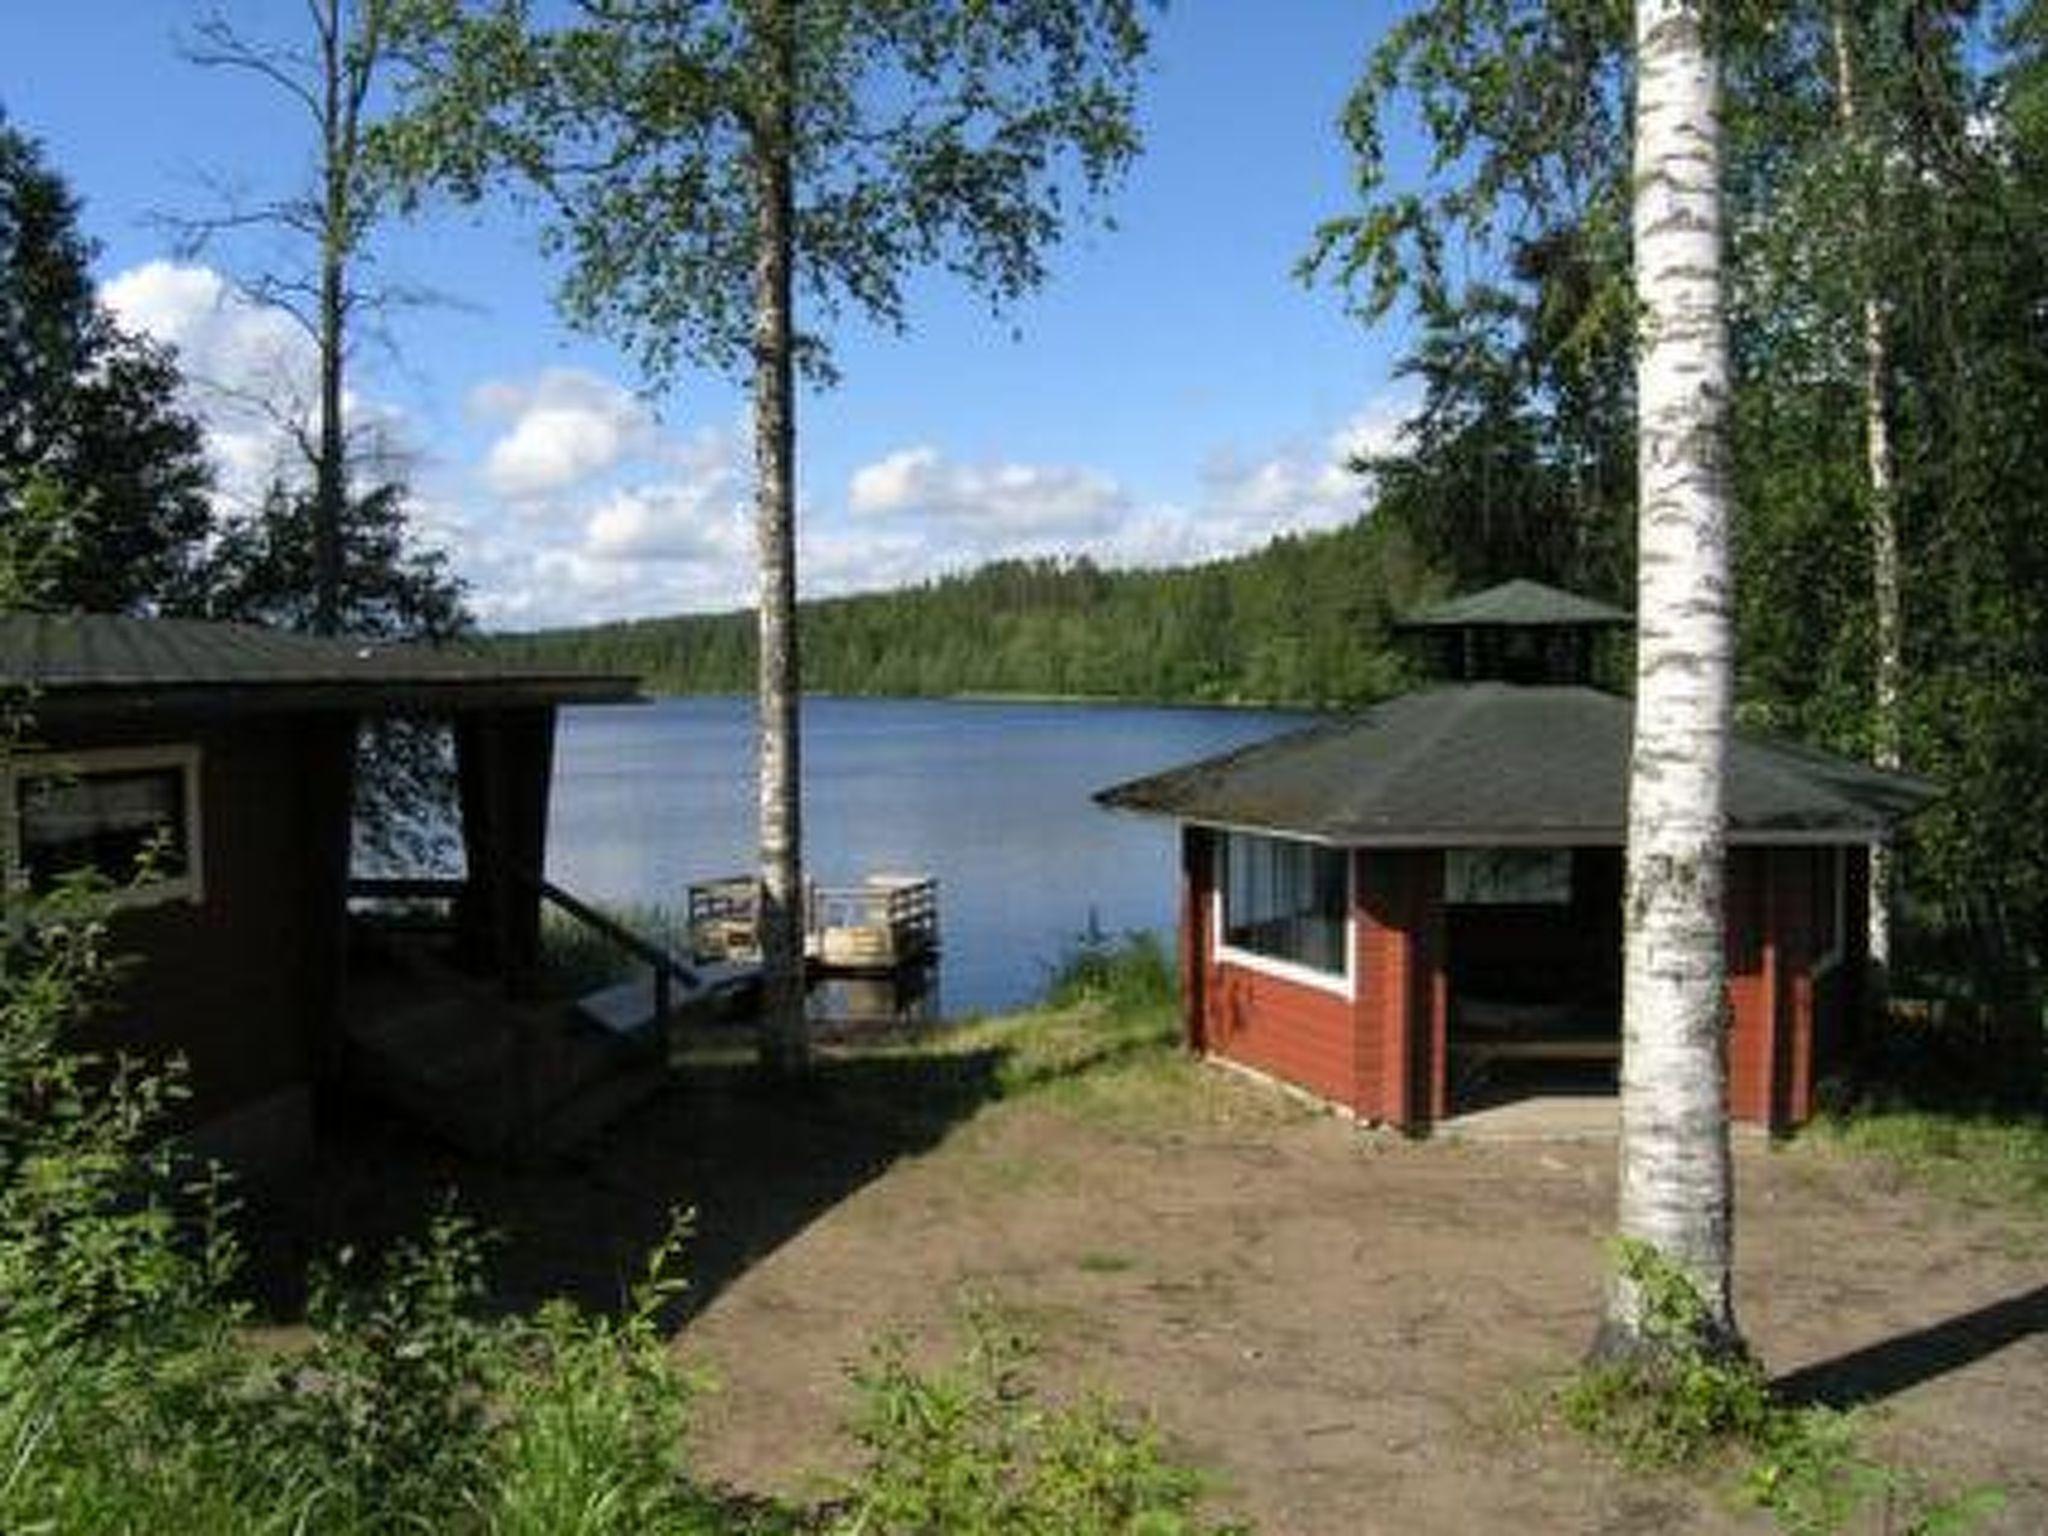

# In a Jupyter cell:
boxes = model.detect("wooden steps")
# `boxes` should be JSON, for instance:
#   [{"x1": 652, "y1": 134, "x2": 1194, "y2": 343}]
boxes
[{"x1": 344, "y1": 941, "x2": 669, "y2": 1159}]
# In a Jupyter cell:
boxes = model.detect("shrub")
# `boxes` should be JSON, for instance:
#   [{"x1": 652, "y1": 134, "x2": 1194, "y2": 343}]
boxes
[
  {"x1": 1046, "y1": 928, "x2": 1177, "y2": 1016},
  {"x1": 834, "y1": 1303, "x2": 1242, "y2": 1535}
]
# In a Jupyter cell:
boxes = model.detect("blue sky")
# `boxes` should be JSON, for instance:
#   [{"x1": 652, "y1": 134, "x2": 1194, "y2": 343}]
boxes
[{"x1": 2, "y1": 2, "x2": 1425, "y2": 628}]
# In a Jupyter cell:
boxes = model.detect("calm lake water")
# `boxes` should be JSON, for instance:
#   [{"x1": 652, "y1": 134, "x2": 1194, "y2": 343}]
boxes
[{"x1": 545, "y1": 696, "x2": 1306, "y2": 1016}]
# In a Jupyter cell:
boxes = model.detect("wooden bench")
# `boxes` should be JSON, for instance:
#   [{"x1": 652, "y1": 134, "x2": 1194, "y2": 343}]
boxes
[
  {"x1": 1450, "y1": 997, "x2": 1620, "y2": 1095},
  {"x1": 1455, "y1": 1035, "x2": 1621, "y2": 1066}
]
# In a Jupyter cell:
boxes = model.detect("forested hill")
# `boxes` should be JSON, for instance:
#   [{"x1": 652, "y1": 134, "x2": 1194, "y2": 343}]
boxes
[{"x1": 493, "y1": 515, "x2": 1440, "y2": 707}]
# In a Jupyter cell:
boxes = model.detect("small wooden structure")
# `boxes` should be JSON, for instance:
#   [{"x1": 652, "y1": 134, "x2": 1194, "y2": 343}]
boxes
[
  {"x1": 1096, "y1": 580, "x2": 1937, "y2": 1135},
  {"x1": 687, "y1": 872, "x2": 939, "y2": 974},
  {"x1": 0, "y1": 612, "x2": 646, "y2": 1166}
]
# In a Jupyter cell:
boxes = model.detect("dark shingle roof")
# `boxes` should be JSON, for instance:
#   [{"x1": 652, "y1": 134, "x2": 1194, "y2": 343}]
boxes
[
  {"x1": 0, "y1": 613, "x2": 638, "y2": 716},
  {"x1": 1095, "y1": 685, "x2": 1933, "y2": 845},
  {"x1": 1397, "y1": 579, "x2": 1633, "y2": 630}
]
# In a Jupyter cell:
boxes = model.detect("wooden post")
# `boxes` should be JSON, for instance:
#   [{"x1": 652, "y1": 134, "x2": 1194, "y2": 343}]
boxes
[
  {"x1": 303, "y1": 712, "x2": 358, "y2": 1103},
  {"x1": 1180, "y1": 828, "x2": 1210, "y2": 1054}
]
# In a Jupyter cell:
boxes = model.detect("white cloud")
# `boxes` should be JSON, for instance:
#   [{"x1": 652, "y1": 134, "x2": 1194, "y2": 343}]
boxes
[
  {"x1": 823, "y1": 391, "x2": 1419, "y2": 598},
  {"x1": 1197, "y1": 394, "x2": 1413, "y2": 533},
  {"x1": 452, "y1": 412, "x2": 758, "y2": 628},
  {"x1": 848, "y1": 445, "x2": 1129, "y2": 537},
  {"x1": 470, "y1": 368, "x2": 663, "y2": 499},
  {"x1": 102, "y1": 260, "x2": 308, "y2": 395},
  {"x1": 101, "y1": 260, "x2": 324, "y2": 506}
]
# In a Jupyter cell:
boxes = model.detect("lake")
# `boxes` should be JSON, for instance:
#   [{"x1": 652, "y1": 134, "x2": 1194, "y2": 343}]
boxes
[{"x1": 545, "y1": 696, "x2": 1307, "y2": 1017}]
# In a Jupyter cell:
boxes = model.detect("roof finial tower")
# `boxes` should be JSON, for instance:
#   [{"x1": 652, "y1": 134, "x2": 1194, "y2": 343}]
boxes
[{"x1": 1395, "y1": 579, "x2": 1633, "y2": 687}]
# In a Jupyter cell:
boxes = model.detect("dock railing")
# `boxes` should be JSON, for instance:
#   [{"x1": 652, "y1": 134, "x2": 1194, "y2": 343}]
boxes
[{"x1": 687, "y1": 873, "x2": 938, "y2": 970}]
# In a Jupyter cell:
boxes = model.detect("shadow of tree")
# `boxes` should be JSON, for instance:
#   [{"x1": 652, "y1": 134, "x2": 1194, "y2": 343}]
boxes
[
  {"x1": 236, "y1": 1019, "x2": 1152, "y2": 1325},
  {"x1": 1772, "y1": 1282, "x2": 2048, "y2": 1410}
]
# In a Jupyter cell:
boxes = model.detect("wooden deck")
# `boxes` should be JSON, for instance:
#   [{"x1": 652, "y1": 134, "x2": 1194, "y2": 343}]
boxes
[{"x1": 687, "y1": 873, "x2": 939, "y2": 975}]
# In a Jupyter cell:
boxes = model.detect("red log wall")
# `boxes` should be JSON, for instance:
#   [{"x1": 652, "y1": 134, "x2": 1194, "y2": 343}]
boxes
[{"x1": 1182, "y1": 830, "x2": 1857, "y2": 1133}]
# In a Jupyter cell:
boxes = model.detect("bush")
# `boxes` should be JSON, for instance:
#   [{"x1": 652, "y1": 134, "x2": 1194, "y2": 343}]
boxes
[
  {"x1": 834, "y1": 1303, "x2": 1242, "y2": 1535},
  {"x1": 1046, "y1": 928, "x2": 1177, "y2": 1016}
]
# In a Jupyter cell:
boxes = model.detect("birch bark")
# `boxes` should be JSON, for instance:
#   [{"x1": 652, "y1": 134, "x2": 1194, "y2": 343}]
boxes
[
  {"x1": 750, "y1": 0, "x2": 807, "y2": 1076},
  {"x1": 1601, "y1": 0, "x2": 1741, "y2": 1354},
  {"x1": 1831, "y1": 0, "x2": 1903, "y2": 986}
]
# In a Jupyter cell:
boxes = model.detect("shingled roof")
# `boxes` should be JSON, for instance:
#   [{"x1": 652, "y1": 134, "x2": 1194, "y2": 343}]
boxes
[
  {"x1": 1395, "y1": 579, "x2": 1633, "y2": 630},
  {"x1": 1096, "y1": 684, "x2": 1934, "y2": 846},
  {"x1": 0, "y1": 612, "x2": 638, "y2": 717}
]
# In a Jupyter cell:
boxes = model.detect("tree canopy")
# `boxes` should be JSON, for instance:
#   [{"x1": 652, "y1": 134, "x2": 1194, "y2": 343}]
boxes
[
  {"x1": 1314, "y1": 0, "x2": 2048, "y2": 1027},
  {"x1": 0, "y1": 112, "x2": 215, "y2": 614}
]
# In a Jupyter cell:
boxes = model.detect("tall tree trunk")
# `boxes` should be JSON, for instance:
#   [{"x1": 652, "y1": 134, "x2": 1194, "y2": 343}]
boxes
[
  {"x1": 314, "y1": 0, "x2": 347, "y2": 635},
  {"x1": 1598, "y1": 0, "x2": 1741, "y2": 1357},
  {"x1": 1832, "y1": 0, "x2": 1903, "y2": 989},
  {"x1": 749, "y1": 0, "x2": 808, "y2": 1076}
]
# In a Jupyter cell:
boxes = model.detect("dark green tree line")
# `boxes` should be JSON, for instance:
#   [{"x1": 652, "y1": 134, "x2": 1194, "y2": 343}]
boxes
[{"x1": 496, "y1": 514, "x2": 1436, "y2": 708}]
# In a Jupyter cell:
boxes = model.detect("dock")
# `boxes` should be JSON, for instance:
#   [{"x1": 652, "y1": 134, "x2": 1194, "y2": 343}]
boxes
[{"x1": 687, "y1": 872, "x2": 939, "y2": 974}]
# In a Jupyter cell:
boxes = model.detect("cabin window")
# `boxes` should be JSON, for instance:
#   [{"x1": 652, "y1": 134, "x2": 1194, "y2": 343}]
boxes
[
  {"x1": 5, "y1": 746, "x2": 203, "y2": 907},
  {"x1": 1217, "y1": 832, "x2": 1349, "y2": 981},
  {"x1": 1445, "y1": 848, "x2": 1571, "y2": 906}
]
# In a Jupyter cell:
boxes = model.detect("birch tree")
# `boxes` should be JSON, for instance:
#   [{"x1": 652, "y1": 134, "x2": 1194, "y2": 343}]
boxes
[
  {"x1": 380, "y1": 0, "x2": 1149, "y2": 1074},
  {"x1": 1816, "y1": 0, "x2": 1904, "y2": 985},
  {"x1": 1600, "y1": 0, "x2": 1741, "y2": 1356}
]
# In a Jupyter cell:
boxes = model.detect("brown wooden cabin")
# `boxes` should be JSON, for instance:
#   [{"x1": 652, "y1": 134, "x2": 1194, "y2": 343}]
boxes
[
  {"x1": 1, "y1": 613, "x2": 638, "y2": 1168},
  {"x1": 1095, "y1": 581, "x2": 1935, "y2": 1134}
]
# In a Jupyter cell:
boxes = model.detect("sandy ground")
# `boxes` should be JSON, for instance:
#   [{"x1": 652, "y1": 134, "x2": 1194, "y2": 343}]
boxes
[{"x1": 253, "y1": 1039, "x2": 2048, "y2": 1535}]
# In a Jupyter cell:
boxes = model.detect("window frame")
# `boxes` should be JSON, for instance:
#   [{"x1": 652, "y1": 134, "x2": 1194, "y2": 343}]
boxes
[
  {"x1": 1210, "y1": 829, "x2": 1355, "y2": 998},
  {"x1": 3, "y1": 743, "x2": 206, "y2": 910}
]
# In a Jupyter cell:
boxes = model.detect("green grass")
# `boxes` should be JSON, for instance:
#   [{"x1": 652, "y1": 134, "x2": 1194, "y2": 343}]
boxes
[
  {"x1": 1077, "y1": 1251, "x2": 1137, "y2": 1275},
  {"x1": 1807, "y1": 1107, "x2": 2048, "y2": 1215}
]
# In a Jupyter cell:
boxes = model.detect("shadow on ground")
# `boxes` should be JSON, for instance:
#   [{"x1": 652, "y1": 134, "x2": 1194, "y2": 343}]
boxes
[
  {"x1": 1773, "y1": 1281, "x2": 2048, "y2": 1410},
  {"x1": 235, "y1": 1025, "x2": 1121, "y2": 1325}
]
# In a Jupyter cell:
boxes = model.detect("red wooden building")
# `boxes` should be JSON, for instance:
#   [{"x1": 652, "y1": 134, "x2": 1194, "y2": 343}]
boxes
[
  {"x1": 1096, "y1": 581, "x2": 1933, "y2": 1133},
  {"x1": 2, "y1": 613, "x2": 638, "y2": 1167}
]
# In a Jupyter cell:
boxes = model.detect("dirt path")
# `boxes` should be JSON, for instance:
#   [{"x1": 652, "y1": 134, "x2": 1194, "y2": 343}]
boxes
[
  {"x1": 669, "y1": 1076, "x2": 2045, "y2": 1534},
  {"x1": 252, "y1": 1037, "x2": 2046, "y2": 1533}
]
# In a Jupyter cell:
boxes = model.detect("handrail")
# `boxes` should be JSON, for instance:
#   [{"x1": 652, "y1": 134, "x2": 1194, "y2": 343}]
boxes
[
  {"x1": 531, "y1": 877, "x2": 698, "y2": 988},
  {"x1": 349, "y1": 872, "x2": 700, "y2": 1027}
]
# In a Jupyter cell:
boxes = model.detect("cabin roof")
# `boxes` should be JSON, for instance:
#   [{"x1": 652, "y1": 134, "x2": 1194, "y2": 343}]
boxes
[
  {"x1": 1095, "y1": 684, "x2": 1935, "y2": 846},
  {"x1": 0, "y1": 612, "x2": 639, "y2": 717},
  {"x1": 1395, "y1": 579, "x2": 1633, "y2": 631}
]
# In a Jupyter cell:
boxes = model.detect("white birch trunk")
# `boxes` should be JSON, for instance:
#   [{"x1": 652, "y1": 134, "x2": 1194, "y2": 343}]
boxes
[
  {"x1": 1831, "y1": 0, "x2": 1903, "y2": 986},
  {"x1": 749, "y1": 0, "x2": 808, "y2": 1076},
  {"x1": 1602, "y1": 0, "x2": 1740, "y2": 1354}
]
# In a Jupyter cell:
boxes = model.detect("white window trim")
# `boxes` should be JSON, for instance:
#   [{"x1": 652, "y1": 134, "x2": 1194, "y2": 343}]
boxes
[
  {"x1": 1810, "y1": 846, "x2": 1846, "y2": 980},
  {"x1": 1211, "y1": 837, "x2": 1356, "y2": 1000},
  {"x1": 3, "y1": 743, "x2": 206, "y2": 910}
]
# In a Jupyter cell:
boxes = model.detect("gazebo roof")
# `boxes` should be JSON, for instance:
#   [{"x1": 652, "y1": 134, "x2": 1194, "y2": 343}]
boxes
[
  {"x1": 1096, "y1": 684, "x2": 1934, "y2": 846},
  {"x1": 0, "y1": 612, "x2": 639, "y2": 718},
  {"x1": 1395, "y1": 579, "x2": 1633, "y2": 631}
]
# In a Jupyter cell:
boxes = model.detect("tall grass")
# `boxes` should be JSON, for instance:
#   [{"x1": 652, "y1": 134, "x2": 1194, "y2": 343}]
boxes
[
  {"x1": 1044, "y1": 927, "x2": 1177, "y2": 1016},
  {"x1": 539, "y1": 901, "x2": 685, "y2": 996}
]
